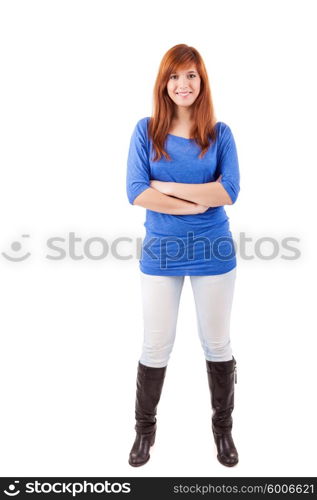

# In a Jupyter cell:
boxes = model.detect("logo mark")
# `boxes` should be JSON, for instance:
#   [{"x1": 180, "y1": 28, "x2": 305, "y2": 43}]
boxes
[
  {"x1": 2, "y1": 235, "x2": 31, "y2": 261},
  {"x1": 4, "y1": 480, "x2": 20, "y2": 496}
]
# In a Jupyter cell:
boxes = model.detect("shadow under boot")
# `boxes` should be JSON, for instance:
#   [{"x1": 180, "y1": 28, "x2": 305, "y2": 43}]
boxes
[
  {"x1": 128, "y1": 361, "x2": 167, "y2": 467},
  {"x1": 206, "y1": 356, "x2": 239, "y2": 467}
]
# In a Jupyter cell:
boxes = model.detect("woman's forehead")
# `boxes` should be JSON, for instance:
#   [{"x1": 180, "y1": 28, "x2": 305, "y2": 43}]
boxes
[{"x1": 171, "y1": 64, "x2": 198, "y2": 74}]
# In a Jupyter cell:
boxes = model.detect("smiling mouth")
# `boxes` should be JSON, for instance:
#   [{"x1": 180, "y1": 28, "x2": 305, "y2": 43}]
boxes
[{"x1": 176, "y1": 92, "x2": 192, "y2": 97}]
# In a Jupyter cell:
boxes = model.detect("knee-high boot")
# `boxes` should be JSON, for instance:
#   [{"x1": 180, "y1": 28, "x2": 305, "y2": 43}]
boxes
[
  {"x1": 206, "y1": 356, "x2": 239, "y2": 467},
  {"x1": 128, "y1": 361, "x2": 167, "y2": 467}
]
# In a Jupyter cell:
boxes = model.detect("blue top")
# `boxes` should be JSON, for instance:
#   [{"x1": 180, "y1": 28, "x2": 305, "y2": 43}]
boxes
[{"x1": 126, "y1": 117, "x2": 240, "y2": 275}]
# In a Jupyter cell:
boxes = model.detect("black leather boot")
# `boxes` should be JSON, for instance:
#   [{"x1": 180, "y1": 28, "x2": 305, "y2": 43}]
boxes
[
  {"x1": 206, "y1": 356, "x2": 239, "y2": 467},
  {"x1": 128, "y1": 361, "x2": 167, "y2": 467}
]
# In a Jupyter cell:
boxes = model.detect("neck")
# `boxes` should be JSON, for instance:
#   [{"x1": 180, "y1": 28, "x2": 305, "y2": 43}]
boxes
[{"x1": 173, "y1": 106, "x2": 193, "y2": 124}]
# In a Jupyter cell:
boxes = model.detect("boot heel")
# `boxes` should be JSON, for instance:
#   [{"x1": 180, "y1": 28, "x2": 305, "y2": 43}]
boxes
[{"x1": 150, "y1": 432, "x2": 156, "y2": 446}]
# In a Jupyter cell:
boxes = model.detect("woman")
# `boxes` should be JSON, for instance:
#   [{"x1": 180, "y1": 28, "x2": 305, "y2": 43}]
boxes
[{"x1": 126, "y1": 44, "x2": 240, "y2": 468}]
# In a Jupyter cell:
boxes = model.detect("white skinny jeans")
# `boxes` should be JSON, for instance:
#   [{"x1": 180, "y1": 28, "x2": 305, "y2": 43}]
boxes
[{"x1": 139, "y1": 267, "x2": 237, "y2": 368}]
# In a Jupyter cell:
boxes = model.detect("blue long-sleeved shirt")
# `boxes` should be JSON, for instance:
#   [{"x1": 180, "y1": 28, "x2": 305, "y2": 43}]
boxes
[{"x1": 126, "y1": 117, "x2": 240, "y2": 275}]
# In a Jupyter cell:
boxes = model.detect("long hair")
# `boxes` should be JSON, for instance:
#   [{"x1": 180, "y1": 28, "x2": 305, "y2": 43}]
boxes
[{"x1": 148, "y1": 44, "x2": 217, "y2": 162}]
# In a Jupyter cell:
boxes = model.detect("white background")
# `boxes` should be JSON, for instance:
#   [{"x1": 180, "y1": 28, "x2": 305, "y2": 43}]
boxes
[{"x1": 1, "y1": 0, "x2": 316, "y2": 478}]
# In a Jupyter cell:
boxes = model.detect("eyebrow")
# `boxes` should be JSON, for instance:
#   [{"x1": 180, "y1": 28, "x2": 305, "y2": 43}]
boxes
[{"x1": 170, "y1": 70, "x2": 197, "y2": 75}]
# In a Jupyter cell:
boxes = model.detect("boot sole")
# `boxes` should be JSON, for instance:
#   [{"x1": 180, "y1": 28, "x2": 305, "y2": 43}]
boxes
[
  {"x1": 217, "y1": 455, "x2": 239, "y2": 467},
  {"x1": 128, "y1": 455, "x2": 151, "y2": 467}
]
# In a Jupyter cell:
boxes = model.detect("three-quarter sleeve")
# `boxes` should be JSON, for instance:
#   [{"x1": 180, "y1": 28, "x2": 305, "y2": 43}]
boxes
[
  {"x1": 126, "y1": 118, "x2": 151, "y2": 205},
  {"x1": 217, "y1": 123, "x2": 240, "y2": 204}
]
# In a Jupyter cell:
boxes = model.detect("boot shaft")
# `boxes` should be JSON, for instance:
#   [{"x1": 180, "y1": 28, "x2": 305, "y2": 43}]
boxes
[
  {"x1": 206, "y1": 357, "x2": 237, "y2": 432},
  {"x1": 134, "y1": 362, "x2": 167, "y2": 434}
]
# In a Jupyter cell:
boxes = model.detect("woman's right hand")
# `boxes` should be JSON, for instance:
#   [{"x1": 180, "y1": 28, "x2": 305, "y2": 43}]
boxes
[
  {"x1": 196, "y1": 203, "x2": 209, "y2": 214},
  {"x1": 196, "y1": 174, "x2": 222, "y2": 214},
  {"x1": 194, "y1": 176, "x2": 222, "y2": 213}
]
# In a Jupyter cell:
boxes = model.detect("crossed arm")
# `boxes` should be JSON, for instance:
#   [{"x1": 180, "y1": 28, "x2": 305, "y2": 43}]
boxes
[
  {"x1": 133, "y1": 175, "x2": 232, "y2": 215},
  {"x1": 150, "y1": 175, "x2": 232, "y2": 207}
]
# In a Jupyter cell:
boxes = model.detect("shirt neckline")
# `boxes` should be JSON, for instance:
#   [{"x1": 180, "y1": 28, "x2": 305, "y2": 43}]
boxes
[{"x1": 167, "y1": 133, "x2": 194, "y2": 141}]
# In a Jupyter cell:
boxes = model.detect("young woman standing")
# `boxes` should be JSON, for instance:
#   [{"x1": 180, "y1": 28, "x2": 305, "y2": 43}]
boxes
[{"x1": 126, "y1": 44, "x2": 240, "y2": 468}]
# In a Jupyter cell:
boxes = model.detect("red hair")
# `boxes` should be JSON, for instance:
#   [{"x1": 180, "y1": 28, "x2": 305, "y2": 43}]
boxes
[{"x1": 148, "y1": 44, "x2": 218, "y2": 162}]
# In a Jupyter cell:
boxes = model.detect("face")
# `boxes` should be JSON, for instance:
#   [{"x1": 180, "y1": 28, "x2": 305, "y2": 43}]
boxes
[{"x1": 166, "y1": 65, "x2": 201, "y2": 108}]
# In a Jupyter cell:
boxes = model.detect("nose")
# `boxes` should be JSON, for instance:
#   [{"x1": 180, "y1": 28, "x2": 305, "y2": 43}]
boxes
[{"x1": 177, "y1": 75, "x2": 190, "y2": 91}]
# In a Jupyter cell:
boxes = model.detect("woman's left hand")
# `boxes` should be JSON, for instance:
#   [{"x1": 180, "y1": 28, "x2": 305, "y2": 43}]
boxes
[{"x1": 150, "y1": 180, "x2": 172, "y2": 195}]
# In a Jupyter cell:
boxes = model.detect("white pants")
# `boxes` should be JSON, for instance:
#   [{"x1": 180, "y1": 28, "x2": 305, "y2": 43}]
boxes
[{"x1": 139, "y1": 267, "x2": 237, "y2": 367}]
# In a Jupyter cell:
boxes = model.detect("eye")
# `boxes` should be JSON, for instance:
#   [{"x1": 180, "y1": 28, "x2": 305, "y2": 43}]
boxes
[{"x1": 170, "y1": 74, "x2": 197, "y2": 79}]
